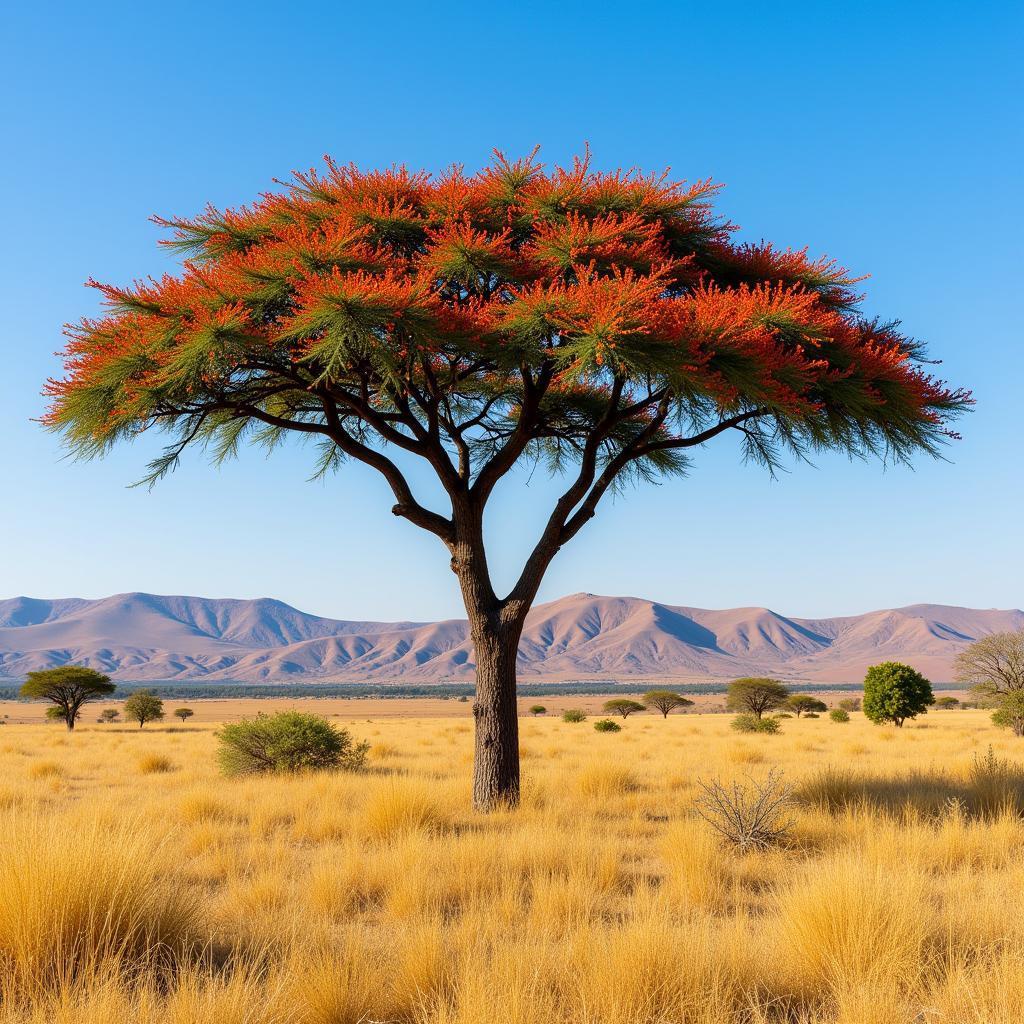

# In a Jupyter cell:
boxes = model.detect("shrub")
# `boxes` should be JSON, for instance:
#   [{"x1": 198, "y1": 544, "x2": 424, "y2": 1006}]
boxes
[
  {"x1": 803, "y1": 712, "x2": 820, "y2": 719},
  {"x1": 990, "y1": 690, "x2": 1024, "y2": 737},
  {"x1": 694, "y1": 768, "x2": 793, "y2": 851},
  {"x1": 98, "y1": 708, "x2": 120, "y2": 723},
  {"x1": 528, "y1": 704, "x2": 547, "y2": 716},
  {"x1": 838, "y1": 697, "x2": 862, "y2": 712},
  {"x1": 593, "y1": 718, "x2": 621, "y2": 733},
  {"x1": 829, "y1": 708, "x2": 850, "y2": 723},
  {"x1": 562, "y1": 708, "x2": 587, "y2": 723},
  {"x1": 216, "y1": 712, "x2": 368, "y2": 776},
  {"x1": 731, "y1": 713, "x2": 780, "y2": 734},
  {"x1": 863, "y1": 662, "x2": 934, "y2": 727}
]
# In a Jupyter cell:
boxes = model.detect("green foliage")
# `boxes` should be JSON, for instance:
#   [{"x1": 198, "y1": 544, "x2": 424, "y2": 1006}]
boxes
[
  {"x1": 562, "y1": 709, "x2": 587, "y2": 723},
  {"x1": 174, "y1": 707, "x2": 195, "y2": 722},
  {"x1": 641, "y1": 690, "x2": 694, "y2": 718},
  {"x1": 990, "y1": 690, "x2": 1024, "y2": 737},
  {"x1": 123, "y1": 690, "x2": 165, "y2": 728},
  {"x1": 829, "y1": 708, "x2": 850, "y2": 723},
  {"x1": 786, "y1": 694, "x2": 828, "y2": 718},
  {"x1": 726, "y1": 678, "x2": 790, "y2": 719},
  {"x1": 731, "y1": 713, "x2": 781, "y2": 734},
  {"x1": 98, "y1": 708, "x2": 120, "y2": 723},
  {"x1": 44, "y1": 707, "x2": 66, "y2": 723},
  {"x1": 216, "y1": 712, "x2": 368, "y2": 777},
  {"x1": 528, "y1": 705, "x2": 547, "y2": 716},
  {"x1": 934, "y1": 696, "x2": 960, "y2": 710},
  {"x1": 602, "y1": 698, "x2": 646, "y2": 719},
  {"x1": 19, "y1": 665, "x2": 115, "y2": 730},
  {"x1": 862, "y1": 662, "x2": 934, "y2": 727},
  {"x1": 593, "y1": 719, "x2": 622, "y2": 733}
]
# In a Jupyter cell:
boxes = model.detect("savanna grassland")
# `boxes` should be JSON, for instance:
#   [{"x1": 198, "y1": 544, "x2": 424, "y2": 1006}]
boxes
[{"x1": 1, "y1": 707, "x2": 1022, "y2": 1024}]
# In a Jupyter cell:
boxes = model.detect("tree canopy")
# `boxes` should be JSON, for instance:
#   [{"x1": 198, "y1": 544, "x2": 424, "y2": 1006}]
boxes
[
  {"x1": 20, "y1": 666, "x2": 115, "y2": 731},
  {"x1": 124, "y1": 690, "x2": 165, "y2": 728},
  {"x1": 862, "y1": 662, "x2": 934, "y2": 727},
  {"x1": 726, "y1": 678, "x2": 790, "y2": 719},
  {"x1": 786, "y1": 695, "x2": 828, "y2": 718},
  {"x1": 642, "y1": 690, "x2": 693, "y2": 718},
  {"x1": 603, "y1": 698, "x2": 646, "y2": 718}
]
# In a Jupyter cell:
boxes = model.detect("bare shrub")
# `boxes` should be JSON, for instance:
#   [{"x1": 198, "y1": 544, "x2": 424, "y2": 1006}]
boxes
[{"x1": 694, "y1": 768, "x2": 793, "y2": 852}]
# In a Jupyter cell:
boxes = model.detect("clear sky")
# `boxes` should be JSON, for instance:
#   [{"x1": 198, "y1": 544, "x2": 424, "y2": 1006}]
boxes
[{"x1": 1, "y1": 1, "x2": 1021, "y2": 622}]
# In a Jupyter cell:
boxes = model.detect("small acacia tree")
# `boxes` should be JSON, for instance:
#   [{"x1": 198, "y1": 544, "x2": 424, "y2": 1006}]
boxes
[
  {"x1": 786, "y1": 695, "x2": 827, "y2": 718},
  {"x1": 862, "y1": 662, "x2": 934, "y2": 727},
  {"x1": 642, "y1": 690, "x2": 693, "y2": 718},
  {"x1": 20, "y1": 666, "x2": 115, "y2": 731},
  {"x1": 124, "y1": 690, "x2": 165, "y2": 728},
  {"x1": 603, "y1": 698, "x2": 646, "y2": 718},
  {"x1": 43, "y1": 151, "x2": 969, "y2": 809},
  {"x1": 174, "y1": 707, "x2": 195, "y2": 723},
  {"x1": 727, "y1": 678, "x2": 790, "y2": 719},
  {"x1": 98, "y1": 707, "x2": 120, "y2": 723},
  {"x1": 955, "y1": 631, "x2": 1024, "y2": 736},
  {"x1": 528, "y1": 704, "x2": 547, "y2": 716}
]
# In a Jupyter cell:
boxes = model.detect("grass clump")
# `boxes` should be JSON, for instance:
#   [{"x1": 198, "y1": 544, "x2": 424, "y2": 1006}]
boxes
[
  {"x1": 217, "y1": 712, "x2": 368, "y2": 777},
  {"x1": 137, "y1": 753, "x2": 174, "y2": 774}
]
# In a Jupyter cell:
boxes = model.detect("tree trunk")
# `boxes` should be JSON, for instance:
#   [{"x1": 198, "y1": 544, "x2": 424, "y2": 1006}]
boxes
[{"x1": 471, "y1": 621, "x2": 522, "y2": 811}]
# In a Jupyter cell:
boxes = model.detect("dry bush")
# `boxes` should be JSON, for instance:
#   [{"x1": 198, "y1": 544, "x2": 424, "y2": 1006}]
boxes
[
  {"x1": 137, "y1": 754, "x2": 174, "y2": 775},
  {"x1": 694, "y1": 768, "x2": 793, "y2": 851}
]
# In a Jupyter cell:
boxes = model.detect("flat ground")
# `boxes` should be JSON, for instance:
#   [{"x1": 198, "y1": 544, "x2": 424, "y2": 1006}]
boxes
[{"x1": 0, "y1": 707, "x2": 1021, "y2": 1023}]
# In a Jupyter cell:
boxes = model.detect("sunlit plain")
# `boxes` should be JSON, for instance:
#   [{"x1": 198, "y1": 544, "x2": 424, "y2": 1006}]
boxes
[{"x1": 0, "y1": 708, "x2": 1022, "y2": 1023}]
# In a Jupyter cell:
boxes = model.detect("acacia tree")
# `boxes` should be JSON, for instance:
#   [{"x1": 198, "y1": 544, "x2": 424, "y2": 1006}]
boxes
[
  {"x1": 43, "y1": 151, "x2": 969, "y2": 809},
  {"x1": 603, "y1": 698, "x2": 646, "y2": 718},
  {"x1": 955, "y1": 631, "x2": 1024, "y2": 736},
  {"x1": 786, "y1": 695, "x2": 827, "y2": 718},
  {"x1": 642, "y1": 690, "x2": 694, "y2": 718},
  {"x1": 20, "y1": 666, "x2": 115, "y2": 731},
  {"x1": 727, "y1": 678, "x2": 791, "y2": 719}
]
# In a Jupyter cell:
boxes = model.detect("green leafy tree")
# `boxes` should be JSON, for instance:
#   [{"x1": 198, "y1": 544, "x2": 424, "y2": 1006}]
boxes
[
  {"x1": 642, "y1": 690, "x2": 694, "y2": 718},
  {"x1": 786, "y1": 695, "x2": 828, "y2": 718},
  {"x1": 528, "y1": 704, "x2": 547, "y2": 716},
  {"x1": 124, "y1": 690, "x2": 165, "y2": 728},
  {"x1": 603, "y1": 698, "x2": 646, "y2": 719},
  {"x1": 19, "y1": 666, "x2": 115, "y2": 731},
  {"x1": 562, "y1": 709, "x2": 587, "y2": 723},
  {"x1": 862, "y1": 662, "x2": 934, "y2": 727},
  {"x1": 43, "y1": 152, "x2": 970, "y2": 810},
  {"x1": 934, "y1": 696, "x2": 960, "y2": 710},
  {"x1": 726, "y1": 678, "x2": 790, "y2": 719},
  {"x1": 174, "y1": 707, "x2": 195, "y2": 723},
  {"x1": 217, "y1": 711, "x2": 368, "y2": 776}
]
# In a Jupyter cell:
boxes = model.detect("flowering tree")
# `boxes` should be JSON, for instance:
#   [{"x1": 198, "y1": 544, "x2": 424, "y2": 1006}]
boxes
[{"x1": 44, "y1": 151, "x2": 970, "y2": 808}]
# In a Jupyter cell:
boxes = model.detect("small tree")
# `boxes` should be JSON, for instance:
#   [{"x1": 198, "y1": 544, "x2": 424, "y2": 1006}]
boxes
[
  {"x1": 19, "y1": 666, "x2": 115, "y2": 731},
  {"x1": 838, "y1": 697, "x2": 861, "y2": 712},
  {"x1": 174, "y1": 707, "x2": 195, "y2": 723},
  {"x1": 562, "y1": 708, "x2": 587, "y2": 723},
  {"x1": 726, "y1": 678, "x2": 790, "y2": 719},
  {"x1": 528, "y1": 704, "x2": 547, "y2": 716},
  {"x1": 786, "y1": 695, "x2": 828, "y2": 718},
  {"x1": 217, "y1": 711, "x2": 367, "y2": 776},
  {"x1": 829, "y1": 708, "x2": 850, "y2": 723},
  {"x1": 934, "y1": 696, "x2": 960, "y2": 710},
  {"x1": 98, "y1": 708, "x2": 120, "y2": 723},
  {"x1": 990, "y1": 690, "x2": 1024, "y2": 737},
  {"x1": 955, "y1": 631, "x2": 1024, "y2": 737},
  {"x1": 124, "y1": 690, "x2": 165, "y2": 728},
  {"x1": 603, "y1": 698, "x2": 646, "y2": 719},
  {"x1": 862, "y1": 662, "x2": 934, "y2": 727},
  {"x1": 642, "y1": 690, "x2": 694, "y2": 718}
]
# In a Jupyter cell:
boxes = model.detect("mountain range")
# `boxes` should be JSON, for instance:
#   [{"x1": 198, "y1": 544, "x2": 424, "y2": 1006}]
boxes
[{"x1": 0, "y1": 592, "x2": 1020, "y2": 684}]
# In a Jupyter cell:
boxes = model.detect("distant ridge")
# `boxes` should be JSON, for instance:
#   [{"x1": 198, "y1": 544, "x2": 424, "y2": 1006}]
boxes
[{"x1": 0, "y1": 592, "x2": 1020, "y2": 684}]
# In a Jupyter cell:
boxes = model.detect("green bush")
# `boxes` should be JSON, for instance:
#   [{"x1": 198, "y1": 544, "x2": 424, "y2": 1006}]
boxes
[
  {"x1": 216, "y1": 712, "x2": 368, "y2": 777},
  {"x1": 528, "y1": 704, "x2": 547, "y2": 716},
  {"x1": 562, "y1": 708, "x2": 587, "y2": 723},
  {"x1": 829, "y1": 708, "x2": 850, "y2": 723},
  {"x1": 730, "y1": 713, "x2": 780, "y2": 734},
  {"x1": 593, "y1": 718, "x2": 621, "y2": 733}
]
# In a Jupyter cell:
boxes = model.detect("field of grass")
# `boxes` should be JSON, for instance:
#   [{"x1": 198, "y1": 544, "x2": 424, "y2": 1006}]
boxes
[{"x1": 0, "y1": 707, "x2": 1021, "y2": 1023}]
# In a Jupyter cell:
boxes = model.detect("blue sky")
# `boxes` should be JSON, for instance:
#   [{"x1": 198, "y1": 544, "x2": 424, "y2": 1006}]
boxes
[{"x1": 1, "y1": 1, "x2": 1021, "y2": 622}]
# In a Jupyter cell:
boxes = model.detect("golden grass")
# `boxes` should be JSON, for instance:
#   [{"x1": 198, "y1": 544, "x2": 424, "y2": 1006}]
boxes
[{"x1": 0, "y1": 709, "x2": 1021, "y2": 1022}]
